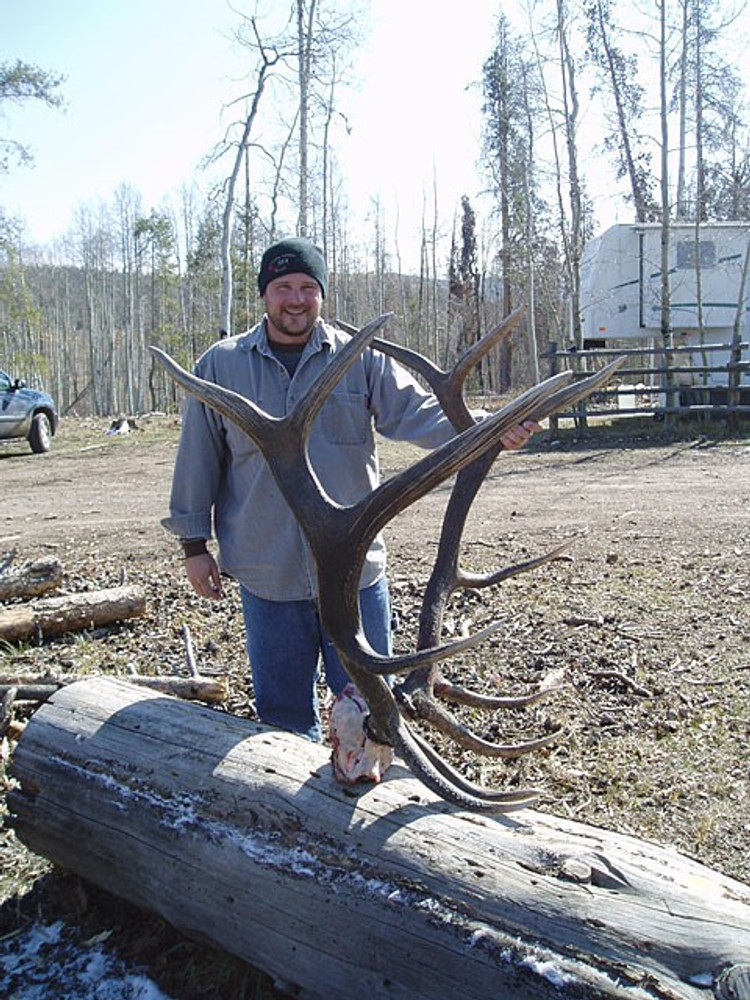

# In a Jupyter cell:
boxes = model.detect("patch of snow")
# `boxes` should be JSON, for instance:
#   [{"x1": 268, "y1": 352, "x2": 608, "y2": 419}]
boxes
[
  {"x1": 0, "y1": 919, "x2": 175, "y2": 1000},
  {"x1": 520, "y1": 953, "x2": 575, "y2": 989},
  {"x1": 689, "y1": 971, "x2": 715, "y2": 987}
]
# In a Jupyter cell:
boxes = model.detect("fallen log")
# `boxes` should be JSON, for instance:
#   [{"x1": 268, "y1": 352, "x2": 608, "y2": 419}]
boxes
[
  {"x1": 0, "y1": 585, "x2": 146, "y2": 642},
  {"x1": 0, "y1": 556, "x2": 63, "y2": 602},
  {"x1": 0, "y1": 672, "x2": 228, "y2": 705},
  {"x1": 8, "y1": 677, "x2": 750, "y2": 1000}
]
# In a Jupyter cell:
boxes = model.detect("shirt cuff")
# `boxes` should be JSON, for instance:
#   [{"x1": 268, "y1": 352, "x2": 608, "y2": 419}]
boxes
[{"x1": 180, "y1": 538, "x2": 209, "y2": 558}]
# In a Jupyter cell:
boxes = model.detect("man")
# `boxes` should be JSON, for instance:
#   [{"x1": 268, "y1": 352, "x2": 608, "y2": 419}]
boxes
[{"x1": 163, "y1": 237, "x2": 537, "y2": 742}]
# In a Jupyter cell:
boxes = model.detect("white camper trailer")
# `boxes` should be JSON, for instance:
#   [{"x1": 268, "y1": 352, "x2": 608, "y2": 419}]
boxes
[{"x1": 579, "y1": 222, "x2": 750, "y2": 403}]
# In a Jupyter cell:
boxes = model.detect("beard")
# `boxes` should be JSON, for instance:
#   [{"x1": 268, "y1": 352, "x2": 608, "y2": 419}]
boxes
[{"x1": 265, "y1": 302, "x2": 320, "y2": 342}]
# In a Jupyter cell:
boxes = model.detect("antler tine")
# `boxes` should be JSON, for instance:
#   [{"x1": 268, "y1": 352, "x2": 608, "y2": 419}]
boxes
[
  {"x1": 376, "y1": 309, "x2": 524, "y2": 430},
  {"x1": 446, "y1": 307, "x2": 526, "y2": 403},
  {"x1": 402, "y1": 692, "x2": 561, "y2": 760},
  {"x1": 434, "y1": 680, "x2": 562, "y2": 711},
  {"x1": 339, "y1": 309, "x2": 524, "y2": 431},
  {"x1": 396, "y1": 722, "x2": 542, "y2": 809},
  {"x1": 457, "y1": 532, "x2": 584, "y2": 590},
  {"x1": 290, "y1": 314, "x2": 392, "y2": 437},
  {"x1": 340, "y1": 618, "x2": 506, "y2": 677},
  {"x1": 150, "y1": 346, "x2": 280, "y2": 450}
]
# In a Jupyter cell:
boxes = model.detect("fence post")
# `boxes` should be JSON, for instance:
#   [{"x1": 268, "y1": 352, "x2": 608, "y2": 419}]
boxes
[{"x1": 545, "y1": 342, "x2": 560, "y2": 438}]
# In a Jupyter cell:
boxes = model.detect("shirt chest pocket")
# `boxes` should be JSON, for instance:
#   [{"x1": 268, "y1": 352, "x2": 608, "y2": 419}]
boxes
[{"x1": 317, "y1": 390, "x2": 370, "y2": 445}]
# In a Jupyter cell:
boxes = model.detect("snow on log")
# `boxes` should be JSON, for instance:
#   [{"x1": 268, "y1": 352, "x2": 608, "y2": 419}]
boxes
[
  {"x1": 8, "y1": 677, "x2": 750, "y2": 1000},
  {"x1": 0, "y1": 585, "x2": 146, "y2": 642}
]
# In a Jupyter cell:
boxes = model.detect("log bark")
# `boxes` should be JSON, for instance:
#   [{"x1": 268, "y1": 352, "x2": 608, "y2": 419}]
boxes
[
  {"x1": 0, "y1": 556, "x2": 63, "y2": 602},
  {"x1": 8, "y1": 677, "x2": 750, "y2": 1000},
  {"x1": 0, "y1": 586, "x2": 146, "y2": 642}
]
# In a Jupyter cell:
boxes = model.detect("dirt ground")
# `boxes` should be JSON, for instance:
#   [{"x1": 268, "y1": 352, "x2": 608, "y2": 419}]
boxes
[{"x1": 1, "y1": 413, "x2": 749, "y2": 998}]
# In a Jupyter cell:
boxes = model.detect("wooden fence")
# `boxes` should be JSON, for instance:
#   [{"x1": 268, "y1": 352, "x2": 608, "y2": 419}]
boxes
[{"x1": 542, "y1": 340, "x2": 750, "y2": 426}]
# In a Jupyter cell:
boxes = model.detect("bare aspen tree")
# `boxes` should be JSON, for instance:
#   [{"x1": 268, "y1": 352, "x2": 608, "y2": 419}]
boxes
[
  {"x1": 671, "y1": 0, "x2": 744, "y2": 223},
  {"x1": 368, "y1": 196, "x2": 387, "y2": 316},
  {"x1": 297, "y1": 0, "x2": 360, "y2": 270},
  {"x1": 555, "y1": 0, "x2": 588, "y2": 353},
  {"x1": 519, "y1": 59, "x2": 541, "y2": 385},
  {"x1": 584, "y1": 0, "x2": 659, "y2": 222},
  {"x1": 320, "y1": 58, "x2": 336, "y2": 266},
  {"x1": 115, "y1": 185, "x2": 143, "y2": 415},
  {"x1": 296, "y1": 0, "x2": 316, "y2": 236},
  {"x1": 213, "y1": 18, "x2": 283, "y2": 339},
  {"x1": 414, "y1": 214, "x2": 427, "y2": 356},
  {"x1": 658, "y1": 0, "x2": 677, "y2": 411},
  {"x1": 670, "y1": 0, "x2": 746, "y2": 382},
  {"x1": 319, "y1": 49, "x2": 351, "y2": 277},
  {"x1": 430, "y1": 172, "x2": 441, "y2": 364}
]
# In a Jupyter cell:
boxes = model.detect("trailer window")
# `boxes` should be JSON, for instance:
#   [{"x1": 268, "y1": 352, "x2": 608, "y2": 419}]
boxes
[{"x1": 676, "y1": 240, "x2": 716, "y2": 269}]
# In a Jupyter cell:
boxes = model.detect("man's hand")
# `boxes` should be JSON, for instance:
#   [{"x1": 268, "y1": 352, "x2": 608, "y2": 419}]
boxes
[
  {"x1": 185, "y1": 552, "x2": 223, "y2": 599},
  {"x1": 501, "y1": 419, "x2": 542, "y2": 451}
]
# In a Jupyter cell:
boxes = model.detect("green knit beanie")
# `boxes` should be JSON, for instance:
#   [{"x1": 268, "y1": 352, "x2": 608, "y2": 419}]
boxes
[{"x1": 257, "y1": 237, "x2": 328, "y2": 299}]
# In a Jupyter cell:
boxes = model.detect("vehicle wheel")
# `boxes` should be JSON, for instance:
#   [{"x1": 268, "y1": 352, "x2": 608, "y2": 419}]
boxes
[{"x1": 29, "y1": 412, "x2": 52, "y2": 453}]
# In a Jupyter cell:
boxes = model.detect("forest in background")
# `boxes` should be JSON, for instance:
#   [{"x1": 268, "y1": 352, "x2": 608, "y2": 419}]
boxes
[{"x1": 1, "y1": 0, "x2": 749, "y2": 418}]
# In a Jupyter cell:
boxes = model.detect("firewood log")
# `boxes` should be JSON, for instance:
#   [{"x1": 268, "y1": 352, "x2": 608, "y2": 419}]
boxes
[
  {"x1": 0, "y1": 586, "x2": 145, "y2": 642},
  {"x1": 0, "y1": 556, "x2": 63, "y2": 602}
]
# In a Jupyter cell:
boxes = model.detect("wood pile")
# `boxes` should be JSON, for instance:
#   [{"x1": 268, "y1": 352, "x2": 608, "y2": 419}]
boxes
[{"x1": 0, "y1": 553, "x2": 227, "y2": 742}]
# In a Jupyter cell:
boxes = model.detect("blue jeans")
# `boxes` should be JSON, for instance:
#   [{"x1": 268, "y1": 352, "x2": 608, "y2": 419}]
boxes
[{"x1": 240, "y1": 576, "x2": 392, "y2": 740}]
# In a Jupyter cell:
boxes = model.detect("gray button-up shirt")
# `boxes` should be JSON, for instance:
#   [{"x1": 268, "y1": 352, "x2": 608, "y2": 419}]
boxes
[{"x1": 162, "y1": 319, "x2": 458, "y2": 601}]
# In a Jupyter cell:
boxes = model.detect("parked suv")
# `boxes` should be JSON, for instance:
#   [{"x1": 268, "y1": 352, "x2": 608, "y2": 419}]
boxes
[{"x1": 0, "y1": 370, "x2": 59, "y2": 453}]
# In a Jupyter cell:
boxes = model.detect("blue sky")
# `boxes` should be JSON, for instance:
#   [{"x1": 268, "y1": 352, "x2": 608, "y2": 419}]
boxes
[
  {"x1": 2, "y1": 1, "x2": 257, "y2": 237},
  {"x1": 1, "y1": 0, "x2": 508, "y2": 256},
  {"x1": 7, "y1": 0, "x2": 745, "y2": 261}
]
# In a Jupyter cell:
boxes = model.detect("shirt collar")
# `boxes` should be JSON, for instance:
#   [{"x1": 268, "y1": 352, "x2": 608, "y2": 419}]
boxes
[{"x1": 245, "y1": 318, "x2": 333, "y2": 355}]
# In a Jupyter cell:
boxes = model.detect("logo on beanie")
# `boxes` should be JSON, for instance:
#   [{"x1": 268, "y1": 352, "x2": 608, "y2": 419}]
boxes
[{"x1": 268, "y1": 252, "x2": 301, "y2": 275}]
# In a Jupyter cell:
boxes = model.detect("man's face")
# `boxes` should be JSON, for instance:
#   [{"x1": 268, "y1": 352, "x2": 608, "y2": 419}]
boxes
[{"x1": 263, "y1": 273, "x2": 323, "y2": 344}]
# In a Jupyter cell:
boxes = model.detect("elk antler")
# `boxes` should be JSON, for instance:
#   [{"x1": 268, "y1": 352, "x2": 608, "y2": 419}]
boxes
[
  {"x1": 340, "y1": 311, "x2": 584, "y2": 756},
  {"x1": 151, "y1": 316, "x2": 624, "y2": 812}
]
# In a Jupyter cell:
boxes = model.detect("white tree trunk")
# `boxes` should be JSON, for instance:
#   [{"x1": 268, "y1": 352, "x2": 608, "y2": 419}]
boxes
[{"x1": 9, "y1": 677, "x2": 750, "y2": 1000}]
